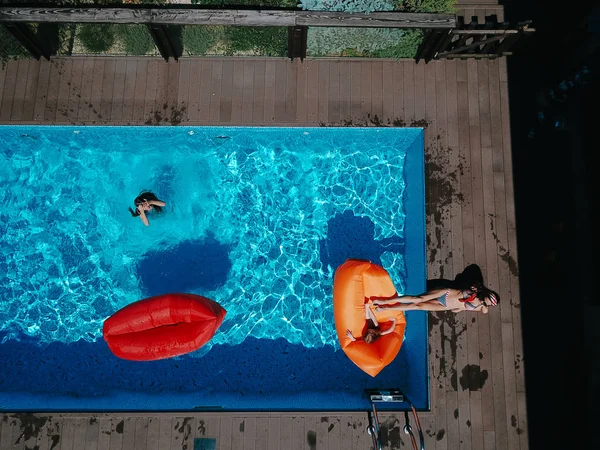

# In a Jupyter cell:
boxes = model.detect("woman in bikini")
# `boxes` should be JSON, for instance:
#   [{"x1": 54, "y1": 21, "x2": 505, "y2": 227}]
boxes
[
  {"x1": 372, "y1": 285, "x2": 499, "y2": 314},
  {"x1": 128, "y1": 191, "x2": 166, "y2": 227},
  {"x1": 345, "y1": 302, "x2": 397, "y2": 344}
]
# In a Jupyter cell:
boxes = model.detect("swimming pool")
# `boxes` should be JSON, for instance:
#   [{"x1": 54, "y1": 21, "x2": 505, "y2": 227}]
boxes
[{"x1": 0, "y1": 125, "x2": 428, "y2": 411}]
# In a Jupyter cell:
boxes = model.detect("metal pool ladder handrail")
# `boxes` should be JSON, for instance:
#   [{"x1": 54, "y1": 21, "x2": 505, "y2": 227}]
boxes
[{"x1": 366, "y1": 389, "x2": 425, "y2": 450}]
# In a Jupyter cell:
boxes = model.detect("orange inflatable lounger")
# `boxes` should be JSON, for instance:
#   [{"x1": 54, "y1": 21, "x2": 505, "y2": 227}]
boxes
[
  {"x1": 333, "y1": 259, "x2": 406, "y2": 377},
  {"x1": 103, "y1": 293, "x2": 226, "y2": 361}
]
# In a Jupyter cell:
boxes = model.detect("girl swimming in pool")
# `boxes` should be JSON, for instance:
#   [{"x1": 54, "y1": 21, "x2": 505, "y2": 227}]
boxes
[
  {"x1": 373, "y1": 285, "x2": 499, "y2": 314},
  {"x1": 128, "y1": 191, "x2": 166, "y2": 227},
  {"x1": 345, "y1": 301, "x2": 397, "y2": 344}
]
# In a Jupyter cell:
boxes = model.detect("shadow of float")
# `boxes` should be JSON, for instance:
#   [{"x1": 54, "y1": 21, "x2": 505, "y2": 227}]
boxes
[
  {"x1": 136, "y1": 234, "x2": 232, "y2": 297},
  {"x1": 319, "y1": 211, "x2": 404, "y2": 270}
]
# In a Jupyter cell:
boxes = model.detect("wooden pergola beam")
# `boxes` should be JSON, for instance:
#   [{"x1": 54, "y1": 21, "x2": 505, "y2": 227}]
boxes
[{"x1": 0, "y1": 7, "x2": 456, "y2": 29}]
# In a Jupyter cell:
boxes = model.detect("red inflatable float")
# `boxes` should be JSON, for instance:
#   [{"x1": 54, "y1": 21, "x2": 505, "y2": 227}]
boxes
[{"x1": 103, "y1": 293, "x2": 227, "y2": 361}]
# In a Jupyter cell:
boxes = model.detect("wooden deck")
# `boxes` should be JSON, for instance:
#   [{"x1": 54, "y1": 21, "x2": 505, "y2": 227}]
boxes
[{"x1": 0, "y1": 4, "x2": 528, "y2": 450}]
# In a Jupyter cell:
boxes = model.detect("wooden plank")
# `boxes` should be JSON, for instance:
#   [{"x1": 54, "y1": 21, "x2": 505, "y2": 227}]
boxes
[
  {"x1": 280, "y1": 416, "x2": 293, "y2": 450},
  {"x1": 267, "y1": 417, "x2": 280, "y2": 450},
  {"x1": 253, "y1": 59, "x2": 266, "y2": 123},
  {"x1": 255, "y1": 418, "x2": 269, "y2": 450},
  {"x1": 65, "y1": 58, "x2": 83, "y2": 123},
  {"x1": 305, "y1": 60, "x2": 318, "y2": 123},
  {"x1": 274, "y1": 59, "x2": 288, "y2": 123},
  {"x1": 349, "y1": 61, "x2": 361, "y2": 122},
  {"x1": 177, "y1": 58, "x2": 190, "y2": 122},
  {"x1": 338, "y1": 61, "x2": 351, "y2": 123},
  {"x1": 145, "y1": 417, "x2": 160, "y2": 450},
  {"x1": 317, "y1": 60, "x2": 329, "y2": 123},
  {"x1": 208, "y1": 59, "x2": 222, "y2": 122},
  {"x1": 351, "y1": 414, "x2": 371, "y2": 450},
  {"x1": 370, "y1": 61, "x2": 383, "y2": 124},
  {"x1": 153, "y1": 59, "x2": 168, "y2": 122},
  {"x1": 173, "y1": 417, "x2": 195, "y2": 450},
  {"x1": 76, "y1": 58, "x2": 94, "y2": 122},
  {"x1": 339, "y1": 415, "x2": 352, "y2": 450},
  {"x1": 316, "y1": 416, "x2": 328, "y2": 450},
  {"x1": 0, "y1": 416, "x2": 14, "y2": 450},
  {"x1": 88, "y1": 58, "x2": 104, "y2": 123},
  {"x1": 198, "y1": 59, "x2": 212, "y2": 122},
  {"x1": 0, "y1": 64, "x2": 6, "y2": 118},
  {"x1": 96, "y1": 418, "x2": 111, "y2": 450},
  {"x1": 132, "y1": 417, "x2": 148, "y2": 450},
  {"x1": 359, "y1": 61, "x2": 371, "y2": 122},
  {"x1": 0, "y1": 8, "x2": 456, "y2": 29},
  {"x1": 166, "y1": 59, "x2": 180, "y2": 118},
  {"x1": 294, "y1": 60, "x2": 307, "y2": 123},
  {"x1": 120, "y1": 58, "x2": 136, "y2": 122},
  {"x1": 120, "y1": 417, "x2": 136, "y2": 450},
  {"x1": 132, "y1": 58, "x2": 147, "y2": 122},
  {"x1": 99, "y1": 59, "x2": 115, "y2": 122},
  {"x1": 219, "y1": 416, "x2": 232, "y2": 450},
  {"x1": 327, "y1": 60, "x2": 340, "y2": 124},
  {"x1": 381, "y1": 61, "x2": 394, "y2": 124},
  {"x1": 403, "y1": 60, "x2": 414, "y2": 123},
  {"x1": 55, "y1": 58, "x2": 73, "y2": 123},
  {"x1": 229, "y1": 59, "x2": 243, "y2": 123},
  {"x1": 484, "y1": 430, "x2": 496, "y2": 450},
  {"x1": 110, "y1": 58, "x2": 126, "y2": 122},
  {"x1": 435, "y1": 60, "x2": 450, "y2": 280},
  {"x1": 72, "y1": 418, "x2": 88, "y2": 450},
  {"x1": 1, "y1": 61, "x2": 18, "y2": 121},
  {"x1": 304, "y1": 415, "x2": 316, "y2": 450},
  {"x1": 290, "y1": 416, "x2": 304, "y2": 450},
  {"x1": 242, "y1": 59, "x2": 255, "y2": 123},
  {"x1": 109, "y1": 418, "x2": 123, "y2": 450},
  {"x1": 446, "y1": 58, "x2": 471, "y2": 450},
  {"x1": 220, "y1": 59, "x2": 234, "y2": 123},
  {"x1": 244, "y1": 417, "x2": 257, "y2": 450},
  {"x1": 157, "y1": 417, "x2": 172, "y2": 450},
  {"x1": 33, "y1": 59, "x2": 50, "y2": 121},
  {"x1": 392, "y1": 61, "x2": 403, "y2": 124},
  {"x1": 60, "y1": 418, "x2": 76, "y2": 450},
  {"x1": 21, "y1": 59, "x2": 39, "y2": 121},
  {"x1": 231, "y1": 417, "x2": 245, "y2": 450},
  {"x1": 84, "y1": 417, "x2": 100, "y2": 450},
  {"x1": 327, "y1": 416, "x2": 341, "y2": 450},
  {"x1": 10, "y1": 59, "x2": 29, "y2": 121},
  {"x1": 264, "y1": 59, "x2": 276, "y2": 123},
  {"x1": 185, "y1": 59, "x2": 200, "y2": 122},
  {"x1": 9, "y1": 417, "x2": 23, "y2": 450},
  {"x1": 285, "y1": 58, "x2": 297, "y2": 123}
]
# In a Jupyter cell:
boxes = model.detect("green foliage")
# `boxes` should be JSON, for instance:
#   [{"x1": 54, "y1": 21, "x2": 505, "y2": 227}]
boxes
[
  {"x1": 192, "y1": 0, "x2": 297, "y2": 7},
  {"x1": 0, "y1": 25, "x2": 30, "y2": 68},
  {"x1": 372, "y1": 29, "x2": 424, "y2": 59},
  {"x1": 116, "y1": 24, "x2": 155, "y2": 55},
  {"x1": 395, "y1": 0, "x2": 456, "y2": 13},
  {"x1": 78, "y1": 24, "x2": 115, "y2": 53},
  {"x1": 182, "y1": 26, "x2": 221, "y2": 56},
  {"x1": 223, "y1": 27, "x2": 287, "y2": 57},
  {"x1": 307, "y1": 27, "x2": 405, "y2": 57},
  {"x1": 300, "y1": 0, "x2": 394, "y2": 14}
]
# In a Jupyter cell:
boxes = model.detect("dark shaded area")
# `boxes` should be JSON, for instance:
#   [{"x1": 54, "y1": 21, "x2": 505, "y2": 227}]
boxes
[
  {"x1": 0, "y1": 330, "x2": 422, "y2": 411},
  {"x1": 426, "y1": 263, "x2": 484, "y2": 291},
  {"x1": 137, "y1": 234, "x2": 232, "y2": 297},
  {"x1": 502, "y1": 1, "x2": 599, "y2": 448},
  {"x1": 319, "y1": 210, "x2": 404, "y2": 270}
]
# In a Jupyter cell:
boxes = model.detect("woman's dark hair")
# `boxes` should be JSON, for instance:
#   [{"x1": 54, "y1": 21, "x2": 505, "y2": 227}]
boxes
[
  {"x1": 128, "y1": 191, "x2": 163, "y2": 217},
  {"x1": 474, "y1": 285, "x2": 500, "y2": 306},
  {"x1": 363, "y1": 328, "x2": 382, "y2": 344}
]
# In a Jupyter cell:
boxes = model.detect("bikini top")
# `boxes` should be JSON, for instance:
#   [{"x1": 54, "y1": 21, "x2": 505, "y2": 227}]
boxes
[{"x1": 459, "y1": 291, "x2": 480, "y2": 310}]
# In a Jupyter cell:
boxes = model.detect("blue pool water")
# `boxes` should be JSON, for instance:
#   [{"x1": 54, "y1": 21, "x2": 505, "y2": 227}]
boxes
[{"x1": 0, "y1": 126, "x2": 427, "y2": 411}]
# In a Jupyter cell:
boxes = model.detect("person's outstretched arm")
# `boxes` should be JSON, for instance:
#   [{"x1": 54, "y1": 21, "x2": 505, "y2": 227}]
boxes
[
  {"x1": 137, "y1": 205, "x2": 150, "y2": 226},
  {"x1": 148, "y1": 199, "x2": 166, "y2": 207},
  {"x1": 379, "y1": 317, "x2": 397, "y2": 336}
]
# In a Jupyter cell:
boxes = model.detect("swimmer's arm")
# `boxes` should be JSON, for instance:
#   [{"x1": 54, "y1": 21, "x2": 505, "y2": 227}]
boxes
[
  {"x1": 148, "y1": 200, "x2": 166, "y2": 207},
  {"x1": 137, "y1": 206, "x2": 150, "y2": 226},
  {"x1": 380, "y1": 317, "x2": 397, "y2": 336}
]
